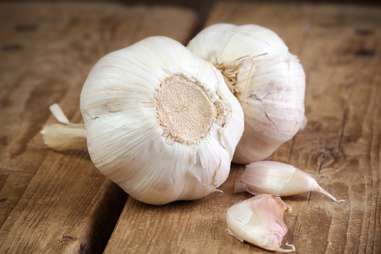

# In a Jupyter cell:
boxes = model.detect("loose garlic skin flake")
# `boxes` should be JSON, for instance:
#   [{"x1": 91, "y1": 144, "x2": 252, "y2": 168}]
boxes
[
  {"x1": 226, "y1": 195, "x2": 295, "y2": 252},
  {"x1": 80, "y1": 36, "x2": 244, "y2": 205},
  {"x1": 188, "y1": 23, "x2": 306, "y2": 164}
]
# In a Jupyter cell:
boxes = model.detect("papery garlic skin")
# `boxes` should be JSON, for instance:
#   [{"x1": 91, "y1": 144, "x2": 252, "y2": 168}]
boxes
[
  {"x1": 236, "y1": 161, "x2": 337, "y2": 201},
  {"x1": 188, "y1": 23, "x2": 306, "y2": 164},
  {"x1": 80, "y1": 36, "x2": 244, "y2": 205},
  {"x1": 226, "y1": 194, "x2": 295, "y2": 252}
]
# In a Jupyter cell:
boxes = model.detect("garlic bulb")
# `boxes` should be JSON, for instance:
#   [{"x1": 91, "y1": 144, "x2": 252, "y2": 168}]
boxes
[
  {"x1": 226, "y1": 194, "x2": 295, "y2": 252},
  {"x1": 77, "y1": 36, "x2": 244, "y2": 205},
  {"x1": 235, "y1": 161, "x2": 337, "y2": 201},
  {"x1": 188, "y1": 23, "x2": 306, "y2": 164}
]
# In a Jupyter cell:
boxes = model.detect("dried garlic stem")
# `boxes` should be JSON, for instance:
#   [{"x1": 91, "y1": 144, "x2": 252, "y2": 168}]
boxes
[{"x1": 41, "y1": 104, "x2": 87, "y2": 151}]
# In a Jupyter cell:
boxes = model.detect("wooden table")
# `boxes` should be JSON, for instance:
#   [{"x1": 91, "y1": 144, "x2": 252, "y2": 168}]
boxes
[{"x1": 0, "y1": 1, "x2": 380, "y2": 253}]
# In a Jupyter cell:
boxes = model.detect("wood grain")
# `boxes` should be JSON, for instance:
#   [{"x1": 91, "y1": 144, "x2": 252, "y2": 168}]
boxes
[
  {"x1": 104, "y1": 2, "x2": 381, "y2": 254},
  {"x1": 0, "y1": 3, "x2": 196, "y2": 253}
]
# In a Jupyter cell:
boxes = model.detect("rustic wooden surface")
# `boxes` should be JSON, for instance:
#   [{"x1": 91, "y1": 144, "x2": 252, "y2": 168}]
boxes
[
  {"x1": 1, "y1": 1, "x2": 381, "y2": 254},
  {"x1": 103, "y1": 2, "x2": 381, "y2": 254},
  {"x1": 0, "y1": 3, "x2": 196, "y2": 253}
]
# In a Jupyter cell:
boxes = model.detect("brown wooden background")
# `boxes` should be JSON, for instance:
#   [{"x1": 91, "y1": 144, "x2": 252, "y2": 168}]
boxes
[{"x1": 0, "y1": 1, "x2": 380, "y2": 253}]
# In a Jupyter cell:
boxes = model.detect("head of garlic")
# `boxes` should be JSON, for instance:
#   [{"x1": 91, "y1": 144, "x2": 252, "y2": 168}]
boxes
[
  {"x1": 226, "y1": 194, "x2": 295, "y2": 252},
  {"x1": 188, "y1": 23, "x2": 306, "y2": 164},
  {"x1": 78, "y1": 36, "x2": 244, "y2": 205}
]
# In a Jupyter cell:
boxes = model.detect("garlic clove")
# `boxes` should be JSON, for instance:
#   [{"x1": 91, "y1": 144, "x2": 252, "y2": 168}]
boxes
[
  {"x1": 188, "y1": 24, "x2": 306, "y2": 164},
  {"x1": 235, "y1": 161, "x2": 337, "y2": 201},
  {"x1": 226, "y1": 194, "x2": 295, "y2": 252}
]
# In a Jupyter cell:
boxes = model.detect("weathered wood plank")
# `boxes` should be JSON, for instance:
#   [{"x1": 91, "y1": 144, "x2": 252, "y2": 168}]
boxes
[
  {"x1": 0, "y1": 3, "x2": 197, "y2": 253},
  {"x1": 104, "y1": 2, "x2": 381, "y2": 254}
]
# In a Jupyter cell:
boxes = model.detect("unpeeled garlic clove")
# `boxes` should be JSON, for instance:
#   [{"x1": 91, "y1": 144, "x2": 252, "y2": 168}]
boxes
[
  {"x1": 235, "y1": 161, "x2": 337, "y2": 201},
  {"x1": 226, "y1": 194, "x2": 295, "y2": 252}
]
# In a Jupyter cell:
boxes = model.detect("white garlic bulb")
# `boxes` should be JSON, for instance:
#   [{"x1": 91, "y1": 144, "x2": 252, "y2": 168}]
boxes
[
  {"x1": 78, "y1": 36, "x2": 244, "y2": 205},
  {"x1": 226, "y1": 194, "x2": 295, "y2": 252},
  {"x1": 188, "y1": 23, "x2": 306, "y2": 164}
]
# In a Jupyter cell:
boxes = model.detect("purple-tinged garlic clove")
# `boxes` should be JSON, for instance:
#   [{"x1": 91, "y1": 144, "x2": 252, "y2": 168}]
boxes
[
  {"x1": 235, "y1": 161, "x2": 337, "y2": 201},
  {"x1": 226, "y1": 194, "x2": 295, "y2": 252}
]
